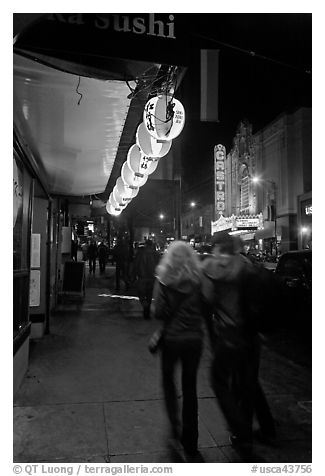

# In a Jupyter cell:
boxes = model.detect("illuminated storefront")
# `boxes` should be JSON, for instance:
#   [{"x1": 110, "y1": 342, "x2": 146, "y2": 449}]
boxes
[{"x1": 298, "y1": 192, "x2": 312, "y2": 250}]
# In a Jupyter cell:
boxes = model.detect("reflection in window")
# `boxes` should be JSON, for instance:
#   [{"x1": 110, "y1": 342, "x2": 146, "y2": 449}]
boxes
[
  {"x1": 13, "y1": 155, "x2": 24, "y2": 270},
  {"x1": 13, "y1": 153, "x2": 33, "y2": 338}
]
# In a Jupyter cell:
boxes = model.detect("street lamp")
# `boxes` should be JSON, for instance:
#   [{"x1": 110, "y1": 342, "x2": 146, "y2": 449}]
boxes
[
  {"x1": 301, "y1": 226, "x2": 310, "y2": 249},
  {"x1": 159, "y1": 213, "x2": 165, "y2": 220},
  {"x1": 252, "y1": 176, "x2": 278, "y2": 257},
  {"x1": 190, "y1": 201, "x2": 196, "y2": 208}
]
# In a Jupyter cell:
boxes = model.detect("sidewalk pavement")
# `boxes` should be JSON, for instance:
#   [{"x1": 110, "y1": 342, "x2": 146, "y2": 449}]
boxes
[{"x1": 13, "y1": 265, "x2": 312, "y2": 463}]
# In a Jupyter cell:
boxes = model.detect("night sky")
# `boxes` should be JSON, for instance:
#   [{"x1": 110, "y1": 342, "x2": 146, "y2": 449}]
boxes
[{"x1": 172, "y1": 13, "x2": 312, "y2": 204}]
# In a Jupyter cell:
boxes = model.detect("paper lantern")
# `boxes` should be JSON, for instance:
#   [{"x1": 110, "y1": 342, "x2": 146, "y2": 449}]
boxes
[
  {"x1": 116, "y1": 177, "x2": 139, "y2": 199},
  {"x1": 136, "y1": 122, "x2": 172, "y2": 157},
  {"x1": 127, "y1": 145, "x2": 144, "y2": 176},
  {"x1": 121, "y1": 161, "x2": 148, "y2": 188},
  {"x1": 127, "y1": 144, "x2": 160, "y2": 176},
  {"x1": 109, "y1": 192, "x2": 125, "y2": 211},
  {"x1": 106, "y1": 201, "x2": 121, "y2": 216},
  {"x1": 113, "y1": 185, "x2": 132, "y2": 207},
  {"x1": 143, "y1": 95, "x2": 185, "y2": 141}
]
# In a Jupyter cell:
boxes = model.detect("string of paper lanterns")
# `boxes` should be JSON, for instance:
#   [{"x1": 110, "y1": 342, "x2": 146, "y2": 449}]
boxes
[{"x1": 106, "y1": 93, "x2": 185, "y2": 215}]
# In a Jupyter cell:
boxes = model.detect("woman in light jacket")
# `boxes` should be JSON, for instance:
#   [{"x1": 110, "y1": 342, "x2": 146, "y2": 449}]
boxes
[{"x1": 152, "y1": 241, "x2": 205, "y2": 457}]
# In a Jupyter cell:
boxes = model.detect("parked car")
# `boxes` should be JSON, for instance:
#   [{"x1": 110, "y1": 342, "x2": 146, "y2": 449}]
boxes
[{"x1": 275, "y1": 249, "x2": 312, "y2": 327}]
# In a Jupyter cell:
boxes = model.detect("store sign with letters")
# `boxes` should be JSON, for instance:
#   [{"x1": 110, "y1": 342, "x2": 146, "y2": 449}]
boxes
[
  {"x1": 305, "y1": 205, "x2": 312, "y2": 215},
  {"x1": 233, "y1": 214, "x2": 264, "y2": 230},
  {"x1": 236, "y1": 218, "x2": 260, "y2": 229},
  {"x1": 214, "y1": 144, "x2": 226, "y2": 219},
  {"x1": 48, "y1": 13, "x2": 176, "y2": 39}
]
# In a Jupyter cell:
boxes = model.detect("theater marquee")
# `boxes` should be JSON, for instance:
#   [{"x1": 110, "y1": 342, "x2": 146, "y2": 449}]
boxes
[{"x1": 211, "y1": 213, "x2": 264, "y2": 235}]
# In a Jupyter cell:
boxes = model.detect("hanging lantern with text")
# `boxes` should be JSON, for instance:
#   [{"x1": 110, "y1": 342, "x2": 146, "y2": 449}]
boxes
[
  {"x1": 106, "y1": 200, "x2": 121, "y2": 216},
  {"x1": 121, "y1": 161, "x2": 148, "y2": 188},
  {"x1": 109, "y1": 192, "x2": 125, "y2": 211},
  {"x1": 116, "y1": 176, "x2": 139, "y2": 199},
  {"x1": 143, "y1": 95, "x2": 185, "y2": 141},
  {"x1": 136, "y1": 122, "x2": 172, "y2": 158},
  {"x1": 127, "y1": 144, "x2": 160, "y2": 176},
  {"x1": 113, "y1": 185, "x2": 132, "y2": 207}
]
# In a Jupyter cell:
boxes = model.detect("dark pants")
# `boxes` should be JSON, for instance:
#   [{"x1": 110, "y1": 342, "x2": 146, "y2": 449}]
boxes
[
  {"x1": 115, "y1": 261, "x2": 129, "y2": 290},
  {"x1": 89, "y1": 258, "x2": 96, "y2": 274},
  {"x1": 210, "y1": 340, "x2": 259, "y2": 443},
  {"x1": 99, "y1": 259, "x2": 106, "y2": 273},
  {"x1": 137, "y1": 278, "x2": 154, "y2": 317},
  {"x1": 255, "y1": 375, "x2": 276, "y2": 437},
  {"x1": 161, "y1": 339, "x2": 202, "y2": 452}
]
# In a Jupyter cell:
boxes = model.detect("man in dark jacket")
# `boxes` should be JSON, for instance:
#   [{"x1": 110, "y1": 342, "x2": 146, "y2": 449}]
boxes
[
  {"x1": 87, "y1": 240, "x2": 98, "y2": 274},
  {"x1": 113, "y1": 236, "x2": 130, "y2": 291},
  {"x1": 98, "y1": 241, "x2": 108, "y2": 274},
  {"x1": 201, "y1": 232, "x2": 275, "y2": 461},
  {"x1": 132, "y1": 239, "x2": 160, "y2": 319}
]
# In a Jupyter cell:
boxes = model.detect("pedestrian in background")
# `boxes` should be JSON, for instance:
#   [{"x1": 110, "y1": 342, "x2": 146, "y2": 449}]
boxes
[
  {"x1": 132, "y1": 239, "x2": 160, "y2": 319},
  {"x1": 151, "y1": 240, "x2": 205, "y2": 461},
  {"x1": 81, "y1": 241, "x2": 88, "y2": 261},
  {"x1": 201, "y1": 232, "x2": 275, "y2": 461},
  {"x1": 71, "y1": 239, "x2": 78, "y2": 261},
  {"x1": 88, "y1": 240, "x2": 98, "y2": 275},
  {"x1": 98, "y1": 241, "x2": 108, "y2": 274},
  {"x1": 113, "y1": 236, "x2": 130, "y2": 291}
]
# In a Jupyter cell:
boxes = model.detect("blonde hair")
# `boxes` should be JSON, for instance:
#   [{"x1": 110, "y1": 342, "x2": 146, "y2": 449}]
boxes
[{"x1": 156, "y1": 240, "x2": 201, "y2": 286}]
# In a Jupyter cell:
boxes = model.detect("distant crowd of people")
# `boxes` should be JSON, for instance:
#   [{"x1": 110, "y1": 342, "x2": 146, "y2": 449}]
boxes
[
  {"x1": 70, "y1": 237, "x2": 161, "y2": 301},
  {"x1": 71, "y1": 239, "x2": 111, "y2": 275}
]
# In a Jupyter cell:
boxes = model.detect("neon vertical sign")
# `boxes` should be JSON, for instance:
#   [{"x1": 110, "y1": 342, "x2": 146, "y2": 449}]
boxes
[{"x1": 214, "y1": 144, "x2": 226, "y2": 220}]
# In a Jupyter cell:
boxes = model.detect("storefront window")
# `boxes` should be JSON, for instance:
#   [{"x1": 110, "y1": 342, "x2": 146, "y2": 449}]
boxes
[
  {"x1": 13, "y1": 153, "x2": 33, "y2": 338},
  {"x1": 13, "y1": 155, "x2": 24, "y2": 269}
]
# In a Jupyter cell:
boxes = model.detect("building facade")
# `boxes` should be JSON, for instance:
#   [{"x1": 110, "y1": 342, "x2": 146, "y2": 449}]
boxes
[
  {"x1": 212, "y1": 108, "x2": 311, "y2": 254},
  {"x1": 181, "y1": 203, "x2": 214, "y2": 243},
  {"x1": 253, "y1": 107, "x2": 312, "y2": 253},
  {"x1": 225, "y1": 120, "x2": 257, "y2": 217}
]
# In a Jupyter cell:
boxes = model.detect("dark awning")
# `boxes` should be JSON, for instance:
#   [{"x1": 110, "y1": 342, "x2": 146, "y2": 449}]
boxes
[{"x1": 14, "y1": 13, "x2": 190, "y2": 81}]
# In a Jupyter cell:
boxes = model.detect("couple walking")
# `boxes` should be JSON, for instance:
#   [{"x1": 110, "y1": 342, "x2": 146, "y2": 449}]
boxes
[{"x1": 150, "y1": 234, "x2": 275, "y2": 462}]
